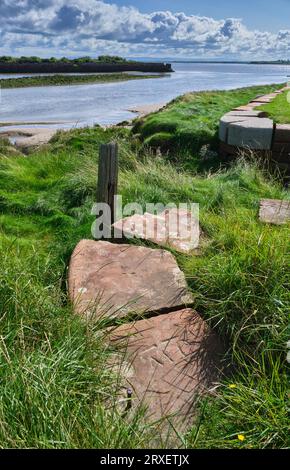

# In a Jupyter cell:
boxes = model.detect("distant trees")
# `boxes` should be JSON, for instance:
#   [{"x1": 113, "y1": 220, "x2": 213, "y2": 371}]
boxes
[
  {"x1": 0, "y1": 55, "x2": 131, "y2": 64},
  {"x1": 97, "y1": 55, "x2": 128, "y2": 63}
]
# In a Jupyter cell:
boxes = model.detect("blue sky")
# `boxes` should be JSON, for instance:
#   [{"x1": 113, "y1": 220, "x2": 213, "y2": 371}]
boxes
[{"x1": 1, "y1": 1, "x2": 290, "y2": 60}]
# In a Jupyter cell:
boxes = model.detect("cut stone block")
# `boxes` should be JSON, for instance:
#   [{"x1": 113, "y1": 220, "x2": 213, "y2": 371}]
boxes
[
  {"x1": 112, "y1": 208, "x2": 200, "y2": 254},
  {"x1": 226, "y1": 110, "x2": 267, "y2": 118},
  {"x1": 68, "y1": 240, "x2": 193, "y2": 318},
  {"x1": 259, "y1": 199, "x2": 290, "y2": 225},
  {"x1": 274, "y1": 125, "x2": 290, "y2": 143},
  {"x1": 219, "y1": 114, "x2": 252, "y2": 143},
  {"x1": 108, "y1": 308, "x2": 223, "y2": 430},
  {"x1": 227, "y1": 118, "x2": 274, "y2": 150}
]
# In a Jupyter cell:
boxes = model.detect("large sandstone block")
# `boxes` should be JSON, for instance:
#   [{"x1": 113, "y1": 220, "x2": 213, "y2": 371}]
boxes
[
  {"x1": 259, "y1": 199, "x2": 290, "y2": 225},
  {"x1": 108, "y1": 309, "x2": 223, "y2": 429},
  {"x1": 112, "y1": 208, "x2": 201, "y2": 254},
  {"x1": 68, "y1": 240, "x2": 193, "y2": 318},
  {"x1": 227, "y1": 118, "x2": 274, "y2": 150},
  {"x1": 219, "y1": 114, "x2": 252, "y2": 143}
]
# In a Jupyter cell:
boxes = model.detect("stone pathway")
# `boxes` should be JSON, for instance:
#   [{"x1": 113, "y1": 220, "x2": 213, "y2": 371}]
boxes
[
  {"x1": 68, "y1": 237, "x2": 223, "y2": 436},
  {"x1": 219, "y1": 86, "x2": 290, "y2": 179},
  {"x1": 259, "y1": 199, "x2": 290, "y2": 225},
  {"x1": 219, "y1": 87, "x2": 288, "y2": 150}
]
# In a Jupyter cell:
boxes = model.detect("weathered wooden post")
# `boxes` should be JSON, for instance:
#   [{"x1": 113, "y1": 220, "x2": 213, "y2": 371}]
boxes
[{"x1": 97, "y1": 142, "x2": 119, "y2": 227}]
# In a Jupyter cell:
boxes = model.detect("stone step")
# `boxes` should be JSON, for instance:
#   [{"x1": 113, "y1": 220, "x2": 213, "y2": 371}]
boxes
[
  {"x1": 259, "y1": 199, "x2": 290, "y2": 225},
  {"x1": 68, "y1": 240, "x2": 193, "y2": 319},
  {"x1": 112, "y1": 208, "x2": 201, "y2": 254},
  {"x1": 227, "y1": 118, "x2": 274, "y2": 150},
  {"x1": 108, "y1": 308, "x2": 223, "y2": 432}
]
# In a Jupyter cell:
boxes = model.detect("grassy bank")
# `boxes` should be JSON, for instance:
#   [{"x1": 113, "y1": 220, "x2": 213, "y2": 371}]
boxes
[
  {"x1": 0, "y1": 73, "x2": 160, "y2": 89},
  {"x1": 132, "y1": 84, "x2": 284, "y2": 171},
  {"x1": 258, "y1": 90, "x2": 290, "y2": 123},
  {"x1": 0, "y1": 85, "x2": 289, "y2": 449}
]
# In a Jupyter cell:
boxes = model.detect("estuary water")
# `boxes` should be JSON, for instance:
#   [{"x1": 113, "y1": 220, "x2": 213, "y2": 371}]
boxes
[{"x1": 0, "y1": 62, "x2": 290, "y2": 128}]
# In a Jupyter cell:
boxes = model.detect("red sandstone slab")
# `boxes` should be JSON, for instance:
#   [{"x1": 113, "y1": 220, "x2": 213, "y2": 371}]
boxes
[
  {"x1": 112, "y1": 208, "x2": 201, "y2": 254},
  {"x1": 274, "y1": 125, "x2": 290, "y2": 143},
  {"x1": 68, "y1": 240, "x2": 193, "y2": 318},
  {"x1": 259, "y1": 199, "x2": 290, "y2": 225},
  {"x1": 108, "y1": 308, "x2": 223, "y2": 429}
]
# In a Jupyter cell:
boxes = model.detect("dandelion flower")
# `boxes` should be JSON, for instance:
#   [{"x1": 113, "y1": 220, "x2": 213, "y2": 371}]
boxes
[{"x1": 238, "y1": 434, "x2": 245, "y2": 442}]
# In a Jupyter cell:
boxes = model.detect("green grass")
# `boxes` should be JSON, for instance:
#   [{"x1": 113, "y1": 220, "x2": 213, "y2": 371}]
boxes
[
  {"x1": 0, "y1": 86, "x2": 289, "y2": 449},
  {"x1": 258, "y1": 90, "x2": 290, "y2": 123},
  {"x1": 0, "y1": 73, "x2": 160, "y2": 89},
  {"x1": 132, "y1": 84, "x2": 284, "y2": 170}
]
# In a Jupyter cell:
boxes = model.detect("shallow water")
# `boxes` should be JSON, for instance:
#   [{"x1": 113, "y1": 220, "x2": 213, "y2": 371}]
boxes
[{"x1": 0, "y1": 62, "x2": 289, "y2": 129}]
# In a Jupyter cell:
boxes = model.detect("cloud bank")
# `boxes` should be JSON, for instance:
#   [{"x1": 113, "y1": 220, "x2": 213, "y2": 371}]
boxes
[{"x1": 0, "y1": 0, "x2": 289, "y2": 59}]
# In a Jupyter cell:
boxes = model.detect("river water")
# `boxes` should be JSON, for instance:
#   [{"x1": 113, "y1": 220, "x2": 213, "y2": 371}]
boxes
[{"x1": 0, "y1": 62, "x2": 289, "y2": 129}]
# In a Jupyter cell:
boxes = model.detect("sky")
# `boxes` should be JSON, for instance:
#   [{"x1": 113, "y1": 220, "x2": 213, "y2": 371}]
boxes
[{"x1": 1, "y1": 0, "x2": 290, "y2": 60}]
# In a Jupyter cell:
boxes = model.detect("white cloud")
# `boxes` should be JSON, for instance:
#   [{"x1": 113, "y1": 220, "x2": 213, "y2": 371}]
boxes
[{"x1": 0, "y1": 0, "x2": 289, "y2": 59}]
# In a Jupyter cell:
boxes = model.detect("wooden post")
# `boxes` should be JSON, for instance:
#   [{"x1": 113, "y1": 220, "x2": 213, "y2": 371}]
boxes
[{"x1": 97, "y1": 142, "x2": 118, "y2": 225}]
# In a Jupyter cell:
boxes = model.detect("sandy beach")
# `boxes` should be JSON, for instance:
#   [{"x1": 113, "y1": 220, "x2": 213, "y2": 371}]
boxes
[{"x1": 0, "y1": 103, "x2": 166, "y2": 149}]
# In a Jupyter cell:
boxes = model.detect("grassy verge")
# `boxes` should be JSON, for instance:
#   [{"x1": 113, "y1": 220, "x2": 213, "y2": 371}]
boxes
[
  {"x1": 258, "y1": 90, "x2": 290, "y2": 123},
  {"x1": 132, "y1": 84, "x2": 284, "y2": 171},
  {"x1": 0, "y1": 73, "x2": 161, "y2": 89},
  {"x1": 0, "y1": 85, "x2": 289, "y2": 449}
]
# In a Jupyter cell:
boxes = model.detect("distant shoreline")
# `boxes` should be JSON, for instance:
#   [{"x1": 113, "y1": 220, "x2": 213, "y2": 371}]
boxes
[
  {"x1": 171, "y1": 60, "x2": 290, "y2": 65},
  {"x1": 0, "y1": 73, "x2": 162, "y2": 89}
]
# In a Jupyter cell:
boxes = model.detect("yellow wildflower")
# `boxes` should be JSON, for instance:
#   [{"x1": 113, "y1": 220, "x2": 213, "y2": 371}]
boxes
[
  {"x1": 238, "y1": 434, "x2": 245, "y2": 442},
  {"x1": 229, "y1": 384, "x2": 237, "y2": 389}
]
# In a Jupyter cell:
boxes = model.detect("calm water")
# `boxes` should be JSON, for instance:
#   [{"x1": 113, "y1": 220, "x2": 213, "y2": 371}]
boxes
[{"x1": 0, "y1": 63, "x2": 289, "y2": 129}]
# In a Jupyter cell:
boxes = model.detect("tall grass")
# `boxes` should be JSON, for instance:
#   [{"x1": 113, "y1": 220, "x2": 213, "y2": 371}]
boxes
[{"x1": 258, "y1": 90, "x2": 290, "y2": 124}]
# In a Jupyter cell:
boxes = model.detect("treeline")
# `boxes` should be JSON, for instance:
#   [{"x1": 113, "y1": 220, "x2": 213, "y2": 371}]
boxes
[
  {"x1": 0, "y1": 55, "x2": 133, "y2": 64},
  {"x1": 250, "y1": 60, "x2": 290, "y2": 64}
]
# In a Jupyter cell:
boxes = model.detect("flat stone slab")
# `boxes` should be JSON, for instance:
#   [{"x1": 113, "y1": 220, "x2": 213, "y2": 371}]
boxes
[
  {"x1": 259, "y1": 199, "x2": 290, "y2": 225},
  {"x1": 233, "y1": 105, "x2": 256, "y2": 111},
  {"x1": 112, "y1": 208, "x2": 200, "y2": 254},
  {"x1": 227, "y1": 118, "x2": 274, "y2": 150},
  {"x1": 68, "y1": 240, "x2": 193, "y2": 318},
  {"x1": 108, "y1": 308, "x2": 223, "y2": 429}
]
